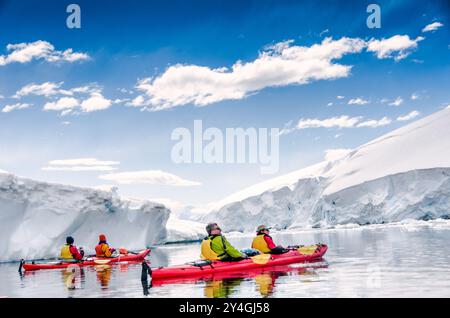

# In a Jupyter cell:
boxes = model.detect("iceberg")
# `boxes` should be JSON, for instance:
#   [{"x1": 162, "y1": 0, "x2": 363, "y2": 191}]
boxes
[
  {"x1": 0, "y1": 173, "x2": 170, "y2": 262},
  {"x1": 203, "y1": 107, "x2": 450, "y2": 232}
]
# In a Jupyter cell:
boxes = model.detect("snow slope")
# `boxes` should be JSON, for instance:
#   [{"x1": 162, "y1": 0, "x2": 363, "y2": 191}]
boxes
[
  {"x1": 165, "y1": 217, "x2": 206, "y2": 243},
  {"x1": 204, "y1": 107, "x2": 450, "y2": 231},
  {"x1": 0, "y1": 173, "x2": 170, "y2": 262}
]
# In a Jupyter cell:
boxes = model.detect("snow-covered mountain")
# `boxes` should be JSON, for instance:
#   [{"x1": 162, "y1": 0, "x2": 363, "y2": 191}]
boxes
[
  {"x1": 203, "y1": 106, "x2": 450, "y2": 232},
  {"x1": 0, "y1": 173, "x2": 170, "y2": 262}
]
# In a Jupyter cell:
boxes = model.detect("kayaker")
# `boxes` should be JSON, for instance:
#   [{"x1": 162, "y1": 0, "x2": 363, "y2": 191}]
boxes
[
  {"x1": 252, "y1": 225, "x2": 288, "y2": 254},
  {"x1": 60, "y1": 236, "x2": 84, "y2": 261},
  {"x1": 95, "y1": 234, "x2": 116, "y2": 258},
  {"x1": 201, "y1": 223, "x2": 248, "y2": 262}
]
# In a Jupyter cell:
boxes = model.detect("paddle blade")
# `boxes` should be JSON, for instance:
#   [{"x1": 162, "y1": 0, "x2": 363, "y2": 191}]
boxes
[
  {"x1": 251, "y1": 254, "x2": 271, "y2": 265},
  {"x1": 94, "y1": 259, "x2": 112, "y2": 265},
  {"x1": 297, "y1": 245, "x2": 318, "y2": 255}
]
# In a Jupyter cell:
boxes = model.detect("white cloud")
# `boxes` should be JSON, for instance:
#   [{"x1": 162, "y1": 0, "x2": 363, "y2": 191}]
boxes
[
  {"x1": 70, "y1": 84, "x2": 101, "y2": 95},
  {"x1": 2, "y1": 103, "x2": 31, "y2": 113},
  {"x1": 0, "y1": 40, "x2": 89, "y2": 66},
  {"x1": 327, "y1": 102, "x2": 333, "y2": 106},
  {"x1": 348, "y1": 98, "x2": 369, "y2": 105},
  {"x1": 297, "y1": 115, "x2": 362, "y2": 129},
  {"x1": 112, "y1": 98, "x2": 130, "y2": 104},
  {"x1": 48, "y1": 158, "x2": 120, "y2": 166},
  {"x1": 357, "y1": 116, "x2": 392, "y2": 127},
  {"x1": 118, "y1": 88, "x2": 134, "y2": 94},
  {"x1": 80, "y1": 93, "x2": 112, "y2": 112},
  {"x1": 134, "y1": 37, "x2": 366, "y2": 110},
  {"x1": 319, "y1": 29, "x2": 330, "y2": 37},
  {"x1": 44, "y1": 97, "x2": 79, "y2": 111},
  {"x1": 422, "y1": 22, "x2": 443, "y2": 33},
  {"x1": 324, "y1": 148, "x2": 352, "y2": 161},
  {"x1": 14, "y1": 82, "x2": 101, "y2": 99},
  {"x1": 128, "y1": 35, "x2": 426, "y2": 110},
  {"x1": 42, "y1": 158, "x2": 120, "y2": 172},
  {"x1": 367, "y1": 35, "x2": 424, "y2": 61},
  {"x1": 127, "y1": 95, "x2": 145, "y2": 107},
  {"x1": 61, "y1": 109, "x2": 76, "y2": 116},
  {"x1": 14, "y1": 82, "x2": 64, "y2": 98},
  {"x1": 397, "y1": 110, "x2": 420, "y2": 121},
  {"x1": 283, "y1": 114, "x2": 393, "y2": 133},
  {"x1": 337, "y1": 95, "x2": 345, "y2": 99},
  {"x1": 98, "y1": 170, "x2": 202, "y2": 187},
  {"x1": 42, "y1": 166, "x2": 118, "y2": 172},
  {"x1": 411, "y1": 93, "x2": 420, "y2": 100},
  {"x1": 388, "y1": 97, "x2": 403, "y2": 106}
]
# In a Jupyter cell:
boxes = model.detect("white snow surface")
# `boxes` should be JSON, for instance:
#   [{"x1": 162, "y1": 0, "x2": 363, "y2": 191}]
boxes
[
  {"x1": 165, "y1": 217, "x2": 206, "y2": 243},
  {"x1": 203, "y1": 107, "x2": 450, "y2": 232},
  {"x1": 0, "y1": 174, "x2": 170, "y2": 262}
]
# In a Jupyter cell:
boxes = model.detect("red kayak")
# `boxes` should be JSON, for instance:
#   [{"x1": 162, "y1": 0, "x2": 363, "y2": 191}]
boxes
[
  {"x1": 151, "y1": 259, "x2": 328, "y2": 286},
  {"x1": 150, "y1": 244, "x2": 327, "y2": 280},
  {"x1": 21, "y1": 249, "x2": 151, "y2": 271}
]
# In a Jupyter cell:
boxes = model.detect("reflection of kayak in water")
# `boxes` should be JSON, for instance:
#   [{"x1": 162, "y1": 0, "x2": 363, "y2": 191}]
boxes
[
  {"x1": 151, "y1": 259, "x2": 327, "y2": 287},
  {"x1": 20, "y1": 249, "x2": 151, "y2": 271},
  {"x1": 149, "y1": 244, "x2": 327, "y2": 281}
]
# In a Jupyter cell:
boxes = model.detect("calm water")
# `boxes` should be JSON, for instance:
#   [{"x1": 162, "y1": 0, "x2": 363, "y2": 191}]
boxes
[{"x1": 1, "y1": 221, "x2": 450, "y2": 298}]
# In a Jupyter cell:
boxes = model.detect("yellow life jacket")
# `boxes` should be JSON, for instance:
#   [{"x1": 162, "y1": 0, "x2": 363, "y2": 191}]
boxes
[
  {"x1": 252, "y1": 234, "x2": 272, "y2": 254},
  {"x1": 60, "y1": 244, "x2": 74, "y2": 259},
  {"x1": 200, "y1": 236, "x2": 228, "y2": 260},
  {"x1": 200, "y1": 237, "x2": 220, "y2": 260}
]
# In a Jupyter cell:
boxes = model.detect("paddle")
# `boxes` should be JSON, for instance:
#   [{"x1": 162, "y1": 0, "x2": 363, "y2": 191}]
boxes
[
  {"x1": 92, "y1": 249, "x2": 141, "y2": 264},
  {"x1": 94, "y1": 259, "x2": 112, "y2": 265},
  {"x1": 250, "y1": 254, "x2": 271, "y2": 265},
  {"x1": 297, "y1": 245, "x2": 318, "y2": 255}
]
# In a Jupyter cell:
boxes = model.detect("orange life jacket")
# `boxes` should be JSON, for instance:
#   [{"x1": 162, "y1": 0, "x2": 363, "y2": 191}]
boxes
[{"x1": 95, "y1": 243, "x2": 112, "y2": 257}]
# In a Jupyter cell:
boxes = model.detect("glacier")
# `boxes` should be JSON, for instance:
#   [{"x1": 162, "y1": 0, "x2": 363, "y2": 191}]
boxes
[
  {"x1": 0, "y1": 173, "x2": 170, "y2": 262},
  {"x1": 203, "y1": 107, "x2": 450, "y2": 232}
]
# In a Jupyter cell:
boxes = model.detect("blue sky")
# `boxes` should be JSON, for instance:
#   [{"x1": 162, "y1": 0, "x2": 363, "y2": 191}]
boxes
[{"x1": 0, "y1": 0, "x2": 449, "y2": 208}]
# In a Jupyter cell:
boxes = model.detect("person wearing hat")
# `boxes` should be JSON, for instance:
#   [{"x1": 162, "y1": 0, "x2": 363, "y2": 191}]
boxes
[
  {"x1": 60, "y1": 236, "x2": 84, "y2": 261},
  {"x1": 252, "y1": 225, "x2": 288, "y2": 254},
  {"x1": 201, "y1": 223, "x2": 248, "y2": 261},
  {"x1": 95, "y1": 234, "x2": 116, "y2": 258}
]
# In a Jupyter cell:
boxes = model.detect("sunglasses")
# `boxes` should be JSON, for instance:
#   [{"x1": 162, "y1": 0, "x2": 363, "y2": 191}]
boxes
[{"x1": 212, "y1": 227, "x2": 222, "y2": 231}]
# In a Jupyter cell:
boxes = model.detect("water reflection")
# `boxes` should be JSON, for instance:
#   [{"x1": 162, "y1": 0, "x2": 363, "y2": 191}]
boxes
[
  {"x1": 3, "y1": 222, "x2": 450, "y2": 298},
  {"x1": 148, "y1": 262, "x2": 327, "y2": 298},
  {"x1": 95, "y1": 265, "x2": 112, "y2": 289},
  {"x1": 204, "y1": 278, "x2": 244, "y2": 298},
  {"x1": 61, "y1": 265, "x2": 85, "y2": 290}
]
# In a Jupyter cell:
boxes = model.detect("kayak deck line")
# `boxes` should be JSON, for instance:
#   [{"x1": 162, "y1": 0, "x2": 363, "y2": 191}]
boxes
[{"x1": 19, "y1": 249, "x2": 151, "y2": 271}]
